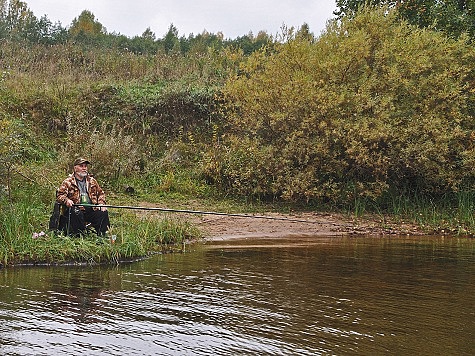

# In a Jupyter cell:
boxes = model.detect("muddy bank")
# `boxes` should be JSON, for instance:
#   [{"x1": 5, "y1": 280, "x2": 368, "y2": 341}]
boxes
[
  {"x1": 190, "y1": 211, "x2": 427, "y2": 240},
  {"x1": 135, "y1": 202, "x2": 428, "y2": 240}
]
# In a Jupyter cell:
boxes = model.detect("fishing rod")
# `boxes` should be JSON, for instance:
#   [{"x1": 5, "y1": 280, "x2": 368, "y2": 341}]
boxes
[{"x1": 73, "y1": 203, "x2": 320, "y2": 224}]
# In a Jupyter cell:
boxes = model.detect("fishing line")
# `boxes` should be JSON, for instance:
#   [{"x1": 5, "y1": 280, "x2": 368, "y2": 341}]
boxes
[{"x1": 74, "y1": 203, "x2": 321, "y2": 224}]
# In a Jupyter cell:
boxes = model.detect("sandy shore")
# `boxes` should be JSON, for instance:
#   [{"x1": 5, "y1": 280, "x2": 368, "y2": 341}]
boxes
[{"x1": 190, "y1": 211, "x2": 426, "y2": 240}]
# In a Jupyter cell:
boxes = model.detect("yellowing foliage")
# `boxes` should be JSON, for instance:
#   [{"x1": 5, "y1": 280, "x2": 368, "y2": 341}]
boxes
[{"x1": 208, "y1": 8, "x2": 475, "y2": 203}]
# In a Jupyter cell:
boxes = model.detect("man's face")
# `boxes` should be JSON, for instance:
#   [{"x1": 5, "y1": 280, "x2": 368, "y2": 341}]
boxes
[{"x1": 74, "y1": 163, "x2": 88, "y2": 178}]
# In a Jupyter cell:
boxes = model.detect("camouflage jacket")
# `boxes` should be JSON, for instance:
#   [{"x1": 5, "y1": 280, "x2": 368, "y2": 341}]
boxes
[{"x1": 56, "y1": 174, "x2": 106, "y2": 206}]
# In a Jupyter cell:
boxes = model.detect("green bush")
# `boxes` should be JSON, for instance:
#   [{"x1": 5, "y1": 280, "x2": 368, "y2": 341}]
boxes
[{"x1": 210, "y1": 8, "x2": 475, "y2": 204}]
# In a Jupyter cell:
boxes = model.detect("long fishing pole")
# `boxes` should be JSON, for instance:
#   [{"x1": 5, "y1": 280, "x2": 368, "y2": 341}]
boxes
[{"x1": 73, "y1": 203, "x2": 320, "y2": 224}]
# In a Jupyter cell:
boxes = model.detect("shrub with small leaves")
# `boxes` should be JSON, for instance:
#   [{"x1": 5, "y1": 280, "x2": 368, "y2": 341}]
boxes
[{"x1": 213, "y1": 8, "x2": 475, "y2": 204}]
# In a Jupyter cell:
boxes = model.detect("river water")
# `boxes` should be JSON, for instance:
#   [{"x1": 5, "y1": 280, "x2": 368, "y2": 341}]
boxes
[{"x1": 0, "y1": 235, "x2": 474, "y2": 355}]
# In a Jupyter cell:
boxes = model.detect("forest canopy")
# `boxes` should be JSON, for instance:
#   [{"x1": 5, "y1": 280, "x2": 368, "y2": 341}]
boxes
[
  {"x1": 335, "y1": 0, "x2": 475, "y2": 39},
  {"x1": 0, "y1": 0, "x2": 274, "y2": 54}
]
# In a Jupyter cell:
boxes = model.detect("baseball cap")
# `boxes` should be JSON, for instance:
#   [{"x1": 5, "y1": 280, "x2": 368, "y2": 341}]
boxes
[{"x1": 73, "y1": 158, "x2": 90, "y2": 166}]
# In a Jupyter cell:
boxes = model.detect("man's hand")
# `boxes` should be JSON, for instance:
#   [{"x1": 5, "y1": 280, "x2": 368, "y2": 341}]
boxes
[{"x1": 95, "y1": 204, "x2": 107, "y2": 212}]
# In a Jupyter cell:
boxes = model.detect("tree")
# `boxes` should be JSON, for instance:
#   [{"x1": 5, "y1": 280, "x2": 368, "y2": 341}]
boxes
[
  {"x1": 0, "y1": 1, "x2": 67, "y2": 43},
  {"x1": 0, "y1": 0, "x2": 39, "y2": 40},
  {"x1": 69, "y1": 10, "x2": 106, "y2": 37},
  {"x1": 334, "y1": 0, "x2": 398, "y2": 17},
  {"x1": 125, "y1": 28, "x2": 159, "y2": 54},
  {"x1": 188, "y1": 30, "x2": 224, "y2": 54},
  {"x1": 428, "y1": 0, "x2": 475, "y2": 38},
  {"x1": 334, "y1": 0, "x2": 475, "y2": 39},
  {"x1": 163, "y1": 23, "x2": 179, "y2": 54},
  {"x1": 296, "y1": 23, "x2": 314, "y2": 41},
  {"x1": 141, "y1": 27, "x2": 156, "y2": 41},
  {"x1": 228, "y1": 31, "x2": 270, "y2": 55}
]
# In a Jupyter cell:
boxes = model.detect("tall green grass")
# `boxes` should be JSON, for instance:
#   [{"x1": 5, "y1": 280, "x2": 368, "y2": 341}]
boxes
[
  {"x1": 0, "y1": 197, "x2": 200, "y2": 267},
  {"x1": 350, "y1": 190, "x2": 475, "y2": 236}
]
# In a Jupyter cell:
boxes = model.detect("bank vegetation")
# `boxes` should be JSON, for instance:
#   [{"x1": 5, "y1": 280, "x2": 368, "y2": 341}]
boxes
[{"x1": 2, "y1": 3, "x2": 475, "y2": 266}]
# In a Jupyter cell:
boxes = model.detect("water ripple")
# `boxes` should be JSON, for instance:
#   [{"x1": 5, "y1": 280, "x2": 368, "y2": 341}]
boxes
[{"x1": 0, "y1": 236, "x2": 474, "y2": 355}]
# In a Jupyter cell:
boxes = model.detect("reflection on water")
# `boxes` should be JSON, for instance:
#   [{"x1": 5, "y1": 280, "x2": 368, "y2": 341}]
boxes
[{"x1": 0, "y1": 236, "x2": 474, "y2": 355}]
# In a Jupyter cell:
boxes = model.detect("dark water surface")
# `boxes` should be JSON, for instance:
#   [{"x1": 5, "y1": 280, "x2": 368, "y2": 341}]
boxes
[{"x1": 0, "y1": 235, "x2": 474, "y2": 355}]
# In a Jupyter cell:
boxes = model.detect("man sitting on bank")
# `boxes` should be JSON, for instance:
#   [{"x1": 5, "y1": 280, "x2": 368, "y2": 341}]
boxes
[{"x1": 56, "y1": 157, "x2": 110, "y2": 236}]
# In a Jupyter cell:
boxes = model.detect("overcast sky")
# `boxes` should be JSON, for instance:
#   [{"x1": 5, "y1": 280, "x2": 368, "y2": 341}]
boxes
[{"x1": 27, "y1": 1, "x2": 337, "y2": 39}]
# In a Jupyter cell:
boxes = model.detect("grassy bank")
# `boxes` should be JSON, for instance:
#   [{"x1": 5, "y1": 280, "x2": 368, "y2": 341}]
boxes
[
  {"x1": 2, "y1": 167, "x2": 475, "y2": 268},
  {"x1": 0, "y1": 199, "x2": 200, "y2": 267},
  {"x1": 0, "y1": 178, "x2": 202, "y2": 267},
  {"x1": 2, "y1": 7, "x2": 475, "y2": 268}
]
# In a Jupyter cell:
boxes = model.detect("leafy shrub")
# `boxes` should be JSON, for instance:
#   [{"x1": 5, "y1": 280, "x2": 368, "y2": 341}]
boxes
[{"x1": 210, "y1": 8, "x2": 475, "y2": 204}]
